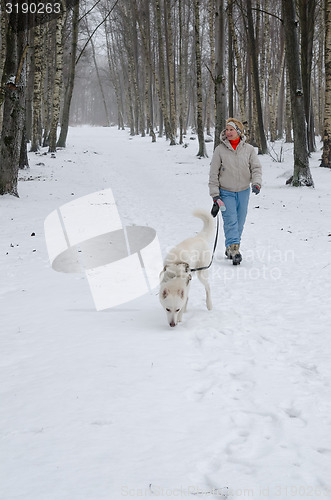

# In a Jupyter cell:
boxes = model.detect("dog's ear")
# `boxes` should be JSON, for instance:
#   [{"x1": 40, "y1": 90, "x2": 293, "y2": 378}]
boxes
[
  {"x1": 177, "y1": 288, "x2": 185, "y2": 299},
  {"x1": 186, "y1": 274, "x2": 192, "y2": 285},
  {"x1": 162, "y1": 288, "x2": 169, "y2": 299}
]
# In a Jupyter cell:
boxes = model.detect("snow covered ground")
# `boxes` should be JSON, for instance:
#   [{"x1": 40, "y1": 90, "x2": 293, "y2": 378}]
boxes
[{"x1": 1, "y1": 126, "x2": 331, "y2": 500}]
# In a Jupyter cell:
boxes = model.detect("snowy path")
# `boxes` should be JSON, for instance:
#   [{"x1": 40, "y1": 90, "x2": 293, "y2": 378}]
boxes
[{"x1": 1, "y1": 127, "x2": 331, "y2": 499}]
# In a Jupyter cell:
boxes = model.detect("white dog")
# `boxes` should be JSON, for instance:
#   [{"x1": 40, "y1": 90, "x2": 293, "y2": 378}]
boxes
[{"x1": 159, "y1": 209, "x2": 214, "y2": 327}]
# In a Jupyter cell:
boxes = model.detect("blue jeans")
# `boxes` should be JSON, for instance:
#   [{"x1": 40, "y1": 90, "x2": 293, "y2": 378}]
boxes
[{"x1": 220, "y1": 188, "x2": 250, "y2": 247}]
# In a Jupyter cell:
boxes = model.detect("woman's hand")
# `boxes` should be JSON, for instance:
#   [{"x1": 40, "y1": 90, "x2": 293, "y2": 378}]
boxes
[{"x1": 211, "y1": 196, "x2": 226, "y2": 217}]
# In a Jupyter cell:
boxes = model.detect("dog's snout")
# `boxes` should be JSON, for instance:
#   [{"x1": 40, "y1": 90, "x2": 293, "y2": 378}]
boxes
[{"x1": 170, "y1": 321, "x2": 176, "y2": 327}]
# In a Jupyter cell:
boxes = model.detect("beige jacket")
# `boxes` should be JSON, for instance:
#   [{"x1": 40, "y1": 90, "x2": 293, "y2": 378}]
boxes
[{"x1": 208, "y1": 131, "x2": 262, "y2": 197}]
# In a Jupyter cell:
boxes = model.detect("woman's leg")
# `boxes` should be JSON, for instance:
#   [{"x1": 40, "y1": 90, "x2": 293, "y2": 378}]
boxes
[
  {"x1": 236, "y1": 188, "x2": 250, "y2": 244},
  {"x1": 220, "y1": 189, "x2": 239, "y2": 247}
]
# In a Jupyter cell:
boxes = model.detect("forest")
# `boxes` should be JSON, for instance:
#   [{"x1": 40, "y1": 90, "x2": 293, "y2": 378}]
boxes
[{"x1": 0, "y1": 0, "x2": 330, "y2": 196}]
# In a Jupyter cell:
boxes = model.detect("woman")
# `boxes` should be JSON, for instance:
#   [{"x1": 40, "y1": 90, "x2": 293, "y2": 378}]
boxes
[{"x1": 209, "y1": 118, "x2": 262, "y2": 265}]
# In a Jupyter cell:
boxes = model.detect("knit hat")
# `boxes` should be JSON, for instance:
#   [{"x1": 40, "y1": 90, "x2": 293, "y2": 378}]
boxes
[{"x1": 226, "y1": 118, "x2": 244, "y2": 137}]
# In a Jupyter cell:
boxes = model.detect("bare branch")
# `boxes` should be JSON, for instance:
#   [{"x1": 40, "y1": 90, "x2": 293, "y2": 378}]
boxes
[
  {"x1": 76, "y1": 0, "x2": 120, "y2": 66},
  {"x1": 251, "y1": 7, "x2": 283, "y2": 23}
]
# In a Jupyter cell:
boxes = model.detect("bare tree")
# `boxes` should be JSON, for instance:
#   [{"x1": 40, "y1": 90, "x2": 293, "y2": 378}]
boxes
[
  {"x1": 0, "y1": 0, "x2": 8, "y2": 122},
  {"x1": 282, "y1": 0, "x2": 314, "y2": 186},
  {"x1": 214, "y1": 0, "x2": 226, "y2": 148},
  {"x1": 206, "y1": 0, "x2": 215, "y2": 136},
  {"x1": 194, "y1": 0, "x2": 207, "y2": 157},
  {"x1": 298, "y1": 0, "x2": 316, "y2": 153},
  {"x1": 57, "y1": 1, "x2": 80, "y2": 147},
  {"x1": 228, "y1": 0, "x2": 246, "y2": 123},
  {"x1": 164, "y1": 0, "x2": 176, "y2": 140},
  {"x1": 30, "y1": 23, "x2": 43, "y2": 152},
  {"x1": 0, "y1": 10, "x2": 28, "y2": 195},
  {"x1": 48, "y1": 8, "x2": 66, "y2": 152},
  {"x1": 321, "y1": 0, "x2": 331, "y2": 168},
  {"x1": 246, "y1": 0, "x2": 268, "y2": 153}
]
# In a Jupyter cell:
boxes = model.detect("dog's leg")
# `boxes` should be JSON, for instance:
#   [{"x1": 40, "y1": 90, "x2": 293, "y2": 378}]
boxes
[
  {"x1": 197, "y1": 270, "x2": 212, "y2": 310},
  {"x1": 178, "y1": 293, "x2": 189, "y2": 323}
]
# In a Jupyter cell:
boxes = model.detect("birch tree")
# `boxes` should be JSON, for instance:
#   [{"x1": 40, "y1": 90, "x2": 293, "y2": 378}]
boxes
[
  {"x1": 321, "y1": 0, "x2": 331, "y2": 168},
  {"x1": 57, "y1": 1, "x2": 80, "y2": 147},
  {"x1": 30, "y1": 23, "x2": 43, "y2": 152},
  {"x1": 48, "y1": 7, "x2": 66, "y2": 153},
  {"x1": 194, "y1": 0, "x2": 207, "y2": 157}
]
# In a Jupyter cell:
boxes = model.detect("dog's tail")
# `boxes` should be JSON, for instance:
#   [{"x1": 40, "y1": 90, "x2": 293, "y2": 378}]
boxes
[{"x1": 193, "y1": 209, "x2": 215, "y2": 241}]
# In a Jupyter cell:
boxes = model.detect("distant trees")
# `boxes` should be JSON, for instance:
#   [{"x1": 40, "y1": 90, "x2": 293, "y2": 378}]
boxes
[
  {"x1": 0, "y1": 1, "x2": 79, "y2": 195},
  {"x1": 0, "y1": 0, "x2": 329, "y2": 196}
]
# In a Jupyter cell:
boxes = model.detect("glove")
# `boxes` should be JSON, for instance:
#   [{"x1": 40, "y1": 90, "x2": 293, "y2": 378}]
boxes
[
  {"x1": 252, "y1": 184, "x2": 261, "y2": 195},
  {"x1": 211, "y1": 196, "x2": 226, "y2": 217}
]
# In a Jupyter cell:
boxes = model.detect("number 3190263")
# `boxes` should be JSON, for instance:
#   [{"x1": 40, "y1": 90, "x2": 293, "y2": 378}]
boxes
[{"x1": 5, "y1": 3, "x2": 61, "y2": 14}]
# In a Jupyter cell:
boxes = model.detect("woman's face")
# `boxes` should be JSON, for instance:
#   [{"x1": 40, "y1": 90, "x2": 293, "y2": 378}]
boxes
[{"x1": 225, "y1": 125, "x2": 240, "y2": 141}]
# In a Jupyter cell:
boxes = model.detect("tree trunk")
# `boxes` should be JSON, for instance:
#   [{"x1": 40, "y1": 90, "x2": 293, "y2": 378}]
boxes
[
  {"x1": 42, "y1": 21, "x2": 55, "y2": 147},
  {"x1": 282, "y1": 0, "x2": 314, "y2": 186},
  {"x1": 206, "y1": 0, "x2": 215, "y2": 136},
  {"x1": 49, "y1": 9, "x2": 66, "y2": 153},
  {"x1": 285, "y1": 72, "x2": 292, "y2": 142},
  {"x1": 106, "y1": 21, "x2": 124, "y2": 130},
  {"x1": 270, "y1": 46, "x2": 285, "y2": 142},
  {"x1": 30, "y1": 23, "x2": 43, "y2": 152},
  {"x1": 155, "y1": 0, "x2": 167, "y2": 138},
  {"x1": 57, "y1": 0, "x2": 79, "y2": 148},
  {"x1": 194, "y1": 0, "x2": 207, "y2": 157},
  {"x1": 19, "y1": 124, "x2": 29, "y2": 169},
  {"x1": 142, "y1": 0, "x2": 155, "y2": 141},
  {"x1": 214, "y1": 0, "x2": 226, "y2": 149},
  {"x1": 227, "y1": 0, "x2": 233, "y2": 118},
  {"x1": 317, "y1": 8, "x2": 325, "y2": 137},
  {"x1": 321, "y1": 0, "x2": 331, "y2": 168},
  {"x1": 154, "y1": 0, "x2": 174, "y2": 143},
  {"x1": 0, "y1": 10, "x2": 27, "y2": 196},
  {"x1": 228, "y1": 0, "x2": 246, "y2": 123},
  {"x1": 90, "y1": 33, "x2": 110, "y2": 127},
  {"x1": 298, "y1": 0, "x2": 316, "y2": 153},
  {"x1": 178, "y1": 0, "x2": 184, "y2": 144},
  {"x1": 25, "y1": 28, "x2": 35, "y2": 142},
  {"x1": 164, "y1": 0, "x2": 176, "y2": 141},
  {"x1": 0, "y1": 0, "x2": 8, "y2": 130},
  {"x1": 246, "y1": 0, "x2": 268, "y2": 154}
]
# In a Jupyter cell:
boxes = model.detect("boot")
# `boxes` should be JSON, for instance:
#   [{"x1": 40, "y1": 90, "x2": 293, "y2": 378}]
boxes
[
  {"x1": 225, "y1": 246, "x2": 232, "y2": 259},
  {"x1": 230, "y1": 243, "x2": 242, "y2": 265}
]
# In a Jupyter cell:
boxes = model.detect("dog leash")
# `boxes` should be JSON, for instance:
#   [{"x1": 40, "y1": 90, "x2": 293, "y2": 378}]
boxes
[{"x1": 190, "y1": 214, "x2": 220, "y2": 272}]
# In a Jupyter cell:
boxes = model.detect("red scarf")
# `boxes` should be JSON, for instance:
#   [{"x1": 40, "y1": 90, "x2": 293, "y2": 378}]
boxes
[{"x1": 230, "y1": 137, "x2": 240, "y2": 150}]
